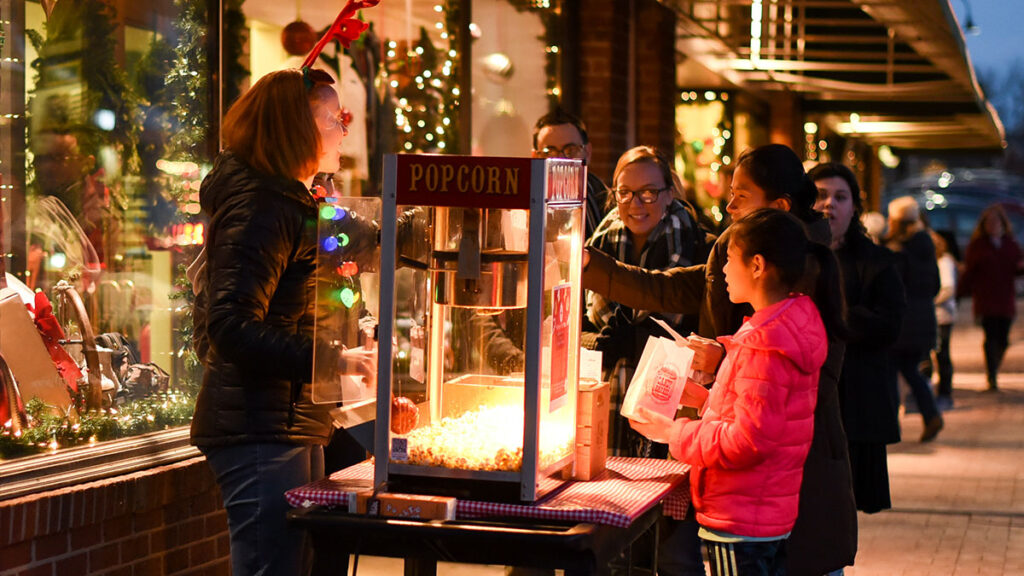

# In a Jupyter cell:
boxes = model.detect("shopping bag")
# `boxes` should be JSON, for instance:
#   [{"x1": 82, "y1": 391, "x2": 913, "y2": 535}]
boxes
[
  {"x1": 620, "y1": 334, "x2": 695, "y2": 423},
  {"x1": 0, "y1": 288, "x2": 73, "y2": 414},
  {"x1": 650, "y1": 318, "x2": 711, "y2": 412}
]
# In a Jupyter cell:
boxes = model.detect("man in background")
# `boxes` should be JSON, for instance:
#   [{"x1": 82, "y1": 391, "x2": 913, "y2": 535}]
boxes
[{"x1": 532, "y1": 110, "x2": 609, "y2": 240}]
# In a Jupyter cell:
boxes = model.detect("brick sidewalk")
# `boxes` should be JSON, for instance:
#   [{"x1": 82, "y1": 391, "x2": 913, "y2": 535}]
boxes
[{"x1": 848, "y1": 300, "x2": 1024, "y2": 575}]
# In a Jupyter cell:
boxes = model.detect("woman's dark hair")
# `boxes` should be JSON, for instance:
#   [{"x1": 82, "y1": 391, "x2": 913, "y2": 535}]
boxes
[
  {"x1": 730, "y1": 208, "x2": 847, "y2": 339},
  {"x1": 735, "y1": 144, "x2": 819, "y2": 224},
  {"x1": 808, "y1": 162, "x2": 866, "y2": 242}
]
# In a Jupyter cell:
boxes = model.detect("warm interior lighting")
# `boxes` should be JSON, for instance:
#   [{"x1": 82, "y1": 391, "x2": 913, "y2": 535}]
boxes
[
  {"x1": 405, "y1": 404, "x2": 572, "y2": 472},
  {"x1": 750, "y1": 0, "x2": 763, "y2": 68}
]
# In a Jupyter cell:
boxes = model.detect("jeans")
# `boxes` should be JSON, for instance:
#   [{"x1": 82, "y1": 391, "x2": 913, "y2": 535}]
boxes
[
  {"x1": 202, "y1": 443, "x2": 325, "y2": 576},
  {"x1": 894, "y1": 349, "x2": 940, "y2": 423},
  {"x1": 702, "y1": 538, "x2": 785, "y2": 576},
  {"x1": 981, "y1": 315, "x2": 1012, "y2": 387},
  {"x1": 935, "y1": 324, "x2": 953, "y2": 398}
]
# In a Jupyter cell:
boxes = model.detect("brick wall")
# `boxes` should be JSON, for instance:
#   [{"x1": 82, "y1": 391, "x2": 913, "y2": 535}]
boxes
[
  {"x1": 634, "y1": 0, "x2": 677, "y2": 155},
  {"x1": 575, "y1": 0, "x2": 677, "y2": 183},
  {"x1": 577, "y1": 0, "x2": 631, "y2": 184},
  {"x1": 769, "y1": 92, "x2": 802, "y2": 151},
  {"x1": 0, "y1": 457, "x2": 229, "y2": 576}
]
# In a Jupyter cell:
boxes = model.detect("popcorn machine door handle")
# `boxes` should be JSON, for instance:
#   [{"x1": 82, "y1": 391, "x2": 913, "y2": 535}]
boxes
[{"x1": 456, "y1": 209, "x2": 481, "y2": 280}]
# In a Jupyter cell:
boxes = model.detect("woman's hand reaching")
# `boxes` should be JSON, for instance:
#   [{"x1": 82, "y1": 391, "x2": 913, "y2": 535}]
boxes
[{"x1": 339, "y1": 346, "x2": 377, "y2": 390}]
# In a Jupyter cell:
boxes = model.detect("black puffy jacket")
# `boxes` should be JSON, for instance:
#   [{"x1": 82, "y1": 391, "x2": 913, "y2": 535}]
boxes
[
  {"x1": 889, "y1": 229, "x2": 940, "y2": 353},
  {"x1": 190, "y1": 152, "x2": 332, "y2": 447}
]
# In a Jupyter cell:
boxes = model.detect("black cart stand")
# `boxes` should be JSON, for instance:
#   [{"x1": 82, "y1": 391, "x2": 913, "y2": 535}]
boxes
[{"x1": 289, "y1": 502, "x2": 662, "y2": 576}]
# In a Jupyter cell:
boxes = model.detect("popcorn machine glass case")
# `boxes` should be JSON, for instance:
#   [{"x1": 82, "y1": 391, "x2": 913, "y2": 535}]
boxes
[{"x1": 375, "y1": 154, "x2": 585, "y2": 502}]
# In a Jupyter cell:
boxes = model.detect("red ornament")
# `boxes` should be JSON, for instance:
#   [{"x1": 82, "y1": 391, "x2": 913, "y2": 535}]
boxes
[
  {"x1": 282, "y1": 21, "x2": 317, "y2": 57},
  {"x1": 390, "y1": 396, "x2": 419, "y2": 435}
]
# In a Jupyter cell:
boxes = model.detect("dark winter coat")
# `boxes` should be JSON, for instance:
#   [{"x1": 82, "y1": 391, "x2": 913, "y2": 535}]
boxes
[
  {"x1": 582, "y1": 226, "x2": 742, "y2": 340},
  {"x1": 191, "y1": 152, "x2": 333, "y2": 447},
  {"x1": 836, "y1": 232, "x2": 906, "y2": 444},
  {"x1": 889, "y1": 229, "x2": 940, "y2": 353},
  {"x1": 584, "y1": 172, "x2": 611, "y2": 240},
  {"x1": 961, "y1": 233, "x2": 1022, "y2": 319},
  {"x1": 582, "y1": 216, "x2": 857, "y2": 575}
]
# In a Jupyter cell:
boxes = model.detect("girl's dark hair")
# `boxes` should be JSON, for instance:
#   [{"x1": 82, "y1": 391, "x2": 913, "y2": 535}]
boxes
[
  {"x1": 808, "y1": 162, "x2": 867, "y2": 242},
  {"x1": 735, "y1": 144, "x2": 820, "y2": 224},
  {"x1": 730, "y1": 208, "x2": 847, "y2": 339}
]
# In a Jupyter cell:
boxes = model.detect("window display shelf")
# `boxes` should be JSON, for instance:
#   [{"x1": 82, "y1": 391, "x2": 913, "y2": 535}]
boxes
[{"x1": 0, "y1": 427, "x2": 195, "y2": 501}]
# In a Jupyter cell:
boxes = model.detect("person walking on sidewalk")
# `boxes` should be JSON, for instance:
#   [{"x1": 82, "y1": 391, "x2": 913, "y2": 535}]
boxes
[
  {"x1": 886, "y1": 196, "x2": 943, "y2": 442},
  {"x1": 931, "y1": 229, "x2": 957, "y2": 409},
  {"x1": 960, "y1": 204, "x2": 1024, "y2": 391}
]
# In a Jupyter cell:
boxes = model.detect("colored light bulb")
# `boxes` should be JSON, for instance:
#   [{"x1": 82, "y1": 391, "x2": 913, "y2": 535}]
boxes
[
  {"x1": 334, "y1": 208, "x2": 348, "y2": 221},
  {"x1": 320, "y1": 205, "x2": 337, "y2": 220},
  {"x1": 322, "y1": 236, "x2": 339, "y2": 252},
  {"x1": 340, "y1": 287, "x2": 356, "y2": 308},
  {"x1": 338, "y1": 233, "x2": 350, "y2": 247},
  {"x1": 340, "y1": 261, "x2": 359, "y2": 277}
]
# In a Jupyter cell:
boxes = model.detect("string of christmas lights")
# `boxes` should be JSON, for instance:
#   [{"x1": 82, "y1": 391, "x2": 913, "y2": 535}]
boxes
[{"x1": 384, "y1": 3, "x2": 461, "y2": 153}]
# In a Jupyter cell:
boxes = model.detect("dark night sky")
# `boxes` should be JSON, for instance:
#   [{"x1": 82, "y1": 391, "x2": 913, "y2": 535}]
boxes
[
  {"x1": 954, "y1": 0, "x2": 1024, "y2": 73},
  {"x1": 953, "y1": 0, "x2": 1024, "y2": 131}
]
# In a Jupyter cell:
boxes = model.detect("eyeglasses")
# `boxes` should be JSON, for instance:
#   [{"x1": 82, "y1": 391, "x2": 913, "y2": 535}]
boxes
[
  {"x1": 320, "y1": 108, "x2": 351, "y2": 136},
  {"x1": 612, "y1": 187, "x2": 670, "y2": 204},
  {"x1": 537, "y1": 143, "x2": 584, "y2": 159}
]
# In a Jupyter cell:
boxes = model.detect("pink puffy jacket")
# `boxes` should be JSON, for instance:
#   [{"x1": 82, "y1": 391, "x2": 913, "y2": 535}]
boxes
[{"x1": 669, "y1": 294, "x2": 827, "y2": 538}]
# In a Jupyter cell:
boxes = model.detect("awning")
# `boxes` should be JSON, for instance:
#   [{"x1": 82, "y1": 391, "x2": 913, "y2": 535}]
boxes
[{"x1": 667, "y1": 0, "x2": 1005, "y2": 150}]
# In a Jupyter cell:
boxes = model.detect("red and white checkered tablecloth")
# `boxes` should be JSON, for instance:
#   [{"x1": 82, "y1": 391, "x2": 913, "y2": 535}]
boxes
[{"x1": 286, "y1": 457, "x2": 690, "y2": 529}]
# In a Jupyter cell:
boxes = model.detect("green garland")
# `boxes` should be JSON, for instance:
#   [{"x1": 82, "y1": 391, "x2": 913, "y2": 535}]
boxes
[{"x1": 1, "y1": 395, "x2": 195, "y2": 460}]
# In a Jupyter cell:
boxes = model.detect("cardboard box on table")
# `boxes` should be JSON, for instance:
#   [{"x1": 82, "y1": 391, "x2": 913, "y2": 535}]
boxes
[
  {"x1": 574, "y1": 380, "x2": 610, "y2": 481},
  {"x1": 0, "y1": 288, "x2": 73, "y2": 413}
]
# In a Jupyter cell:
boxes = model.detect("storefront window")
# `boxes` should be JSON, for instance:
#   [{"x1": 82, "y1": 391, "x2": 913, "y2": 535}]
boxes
[
  {"x1": 0, "y1": 0, "x2": 221, "y2": 471},
  {"x1": 676, "y1": 90, "x2": 734, "y2": 226},
  {"x1": 243, "y1": 0, "x2": 469, "y2": 197},
  {"x1": 470, "y1": 0, "x2": 561, "y2": 156},
  {"x1": 1, "y1": 0, "x2": 560, "y2": 485}
]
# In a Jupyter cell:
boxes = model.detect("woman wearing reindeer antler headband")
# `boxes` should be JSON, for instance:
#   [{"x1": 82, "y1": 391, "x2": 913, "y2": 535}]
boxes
[{"x1": 189, "y1": 3, "x2": 380, "y2": 574}]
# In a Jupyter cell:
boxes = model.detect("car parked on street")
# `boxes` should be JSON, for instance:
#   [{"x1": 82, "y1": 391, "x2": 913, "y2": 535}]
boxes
[{"x1": 882, "y1": 169, "x2": 1024, "y2": 257}]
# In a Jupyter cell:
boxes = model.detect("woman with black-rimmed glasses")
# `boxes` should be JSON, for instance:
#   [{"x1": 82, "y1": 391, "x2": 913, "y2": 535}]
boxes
[
  {"x1": 580, "y1": 146, "x2": 711, "y2": 576},
  {"x1": 583, "y1": 146, "x2": 709, "y2": 458}
]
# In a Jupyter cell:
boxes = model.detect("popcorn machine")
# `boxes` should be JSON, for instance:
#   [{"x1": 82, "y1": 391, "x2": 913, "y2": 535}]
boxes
[{"x1": 374, "y1": 154, "x2": 586, "y2": 502}]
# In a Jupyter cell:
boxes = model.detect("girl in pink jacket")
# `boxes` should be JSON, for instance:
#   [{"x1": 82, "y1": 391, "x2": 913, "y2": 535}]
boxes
[{"x1": 631, "y1": 209, "x2": 846, "y2": 576}]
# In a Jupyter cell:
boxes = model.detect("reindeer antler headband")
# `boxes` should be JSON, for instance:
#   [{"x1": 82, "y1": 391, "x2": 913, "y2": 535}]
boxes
[
  {"x1": 302, "y1": 0, "x2": 381, "y2": 69},
  {"x1": 301, "y1": 1, "x2": 380, "y2": 134}
]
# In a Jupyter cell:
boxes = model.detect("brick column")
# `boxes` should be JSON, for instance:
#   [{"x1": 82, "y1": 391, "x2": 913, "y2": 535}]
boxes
[
  {"x1": 768, "y1": 91, "x2": 803, "y2": 151},
  {"x1": 576, "y1": 0, "x2": 631, "y2": 184},
  {"x1": 634, "y1": 0, "x2": 676, "y2": 155}
]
